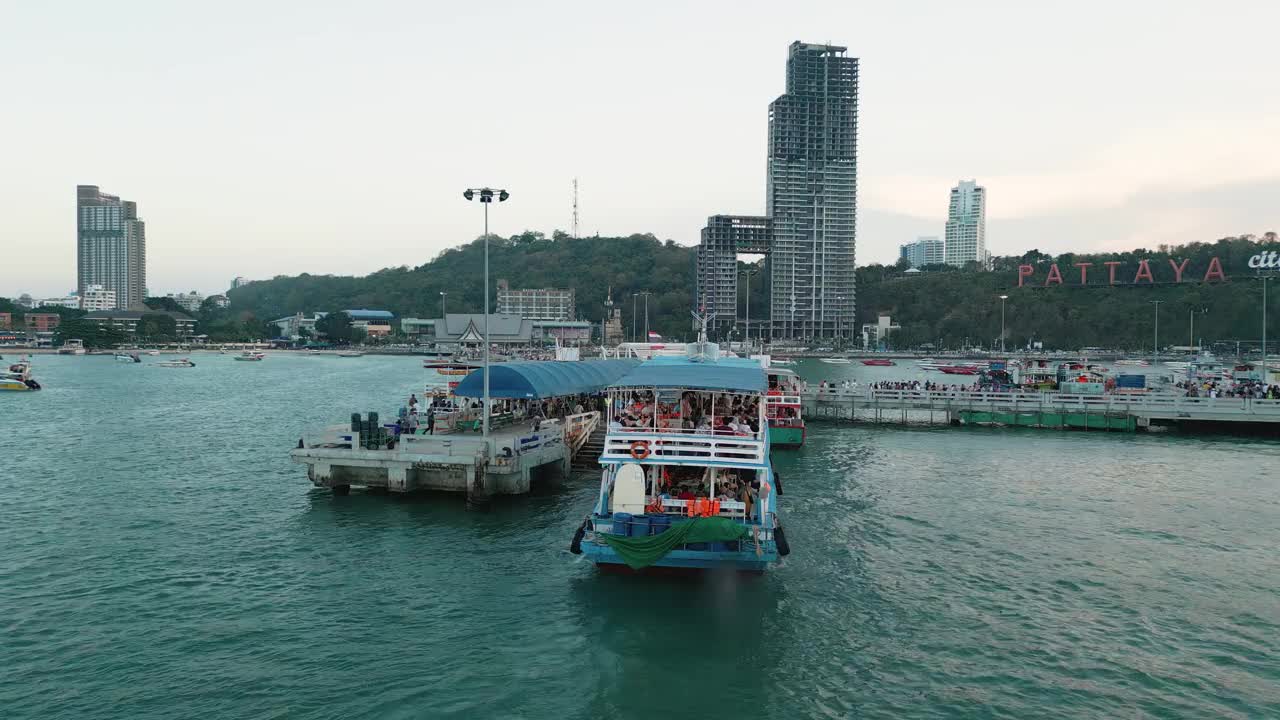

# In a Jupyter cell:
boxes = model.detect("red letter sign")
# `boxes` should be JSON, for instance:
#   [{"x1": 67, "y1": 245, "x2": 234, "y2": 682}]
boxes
[
  {"x1": 1104, "y1": 261, "x2": 1122, "y2": 285},
  {"x1": 1133, "y1": 259, "x2": 1154, "y2": 284},
  {"x1": 1203, "y1": 257, "x2": 1226, "y2": 283},
  {"x1": 1168, "y1": 258, "x2": 1190, "y2": 283},
  {"x1": 1074, "y1": 262, "x2": 1092, "y2": 284},
  {"x1": 1045, "y1": 264, "x2": 1063, "y2": 286},
  {"x1": 1018, "y1": 265, "x2": 1034, "y2": 287}
]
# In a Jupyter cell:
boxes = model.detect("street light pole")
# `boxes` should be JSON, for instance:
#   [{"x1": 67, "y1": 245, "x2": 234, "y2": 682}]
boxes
[
  {"x1": 631, "y1": 293, "x2": 638, "y2": 343},
  {"x1": 463, "y1": 187, "x2": 509, "y2": 454},
  {"x1": 744, "y1": 269, "x2": 750, "y2": 351},
  {"x1": 1263, "y1": 277, "x2": 1269, "y2": 377},
  {"x1": 999, "y1": 294, "x2": 1008, "y2": 355},
  {"x1": 440, "y1": 291, "x2": 447, "y2": 318},
  {"x1": 1150, "y1": 300, "x2": 1163, "y2": 364}
]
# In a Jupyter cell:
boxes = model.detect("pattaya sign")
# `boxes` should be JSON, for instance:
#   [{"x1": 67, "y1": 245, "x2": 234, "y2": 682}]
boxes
[{"x1": 1018, "y1": 257, "x2": 1227, "y2": 287}]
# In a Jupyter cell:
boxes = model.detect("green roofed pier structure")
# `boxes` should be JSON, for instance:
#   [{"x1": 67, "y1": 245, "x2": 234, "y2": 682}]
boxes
[{"x1": 290, "y1": 360, "x2": 637, "y2": 500}]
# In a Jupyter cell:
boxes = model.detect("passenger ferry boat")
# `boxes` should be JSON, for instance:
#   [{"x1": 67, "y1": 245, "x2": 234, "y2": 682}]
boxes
[
  {"x1": 765, "y1": 366, "x2": 805, "y2": 448},
  {"x1": 58, "y1": 339, "x2": 87, "y2": 355},
  {"x1": 233, "y1": 351, "x2": 266, "y2": 361},
  {"x1": 572, "y1": 326, "x2": 789, "y2": 574},
  {"x1": 155, "y1": 358, "x2": 196, "y2": 368}
]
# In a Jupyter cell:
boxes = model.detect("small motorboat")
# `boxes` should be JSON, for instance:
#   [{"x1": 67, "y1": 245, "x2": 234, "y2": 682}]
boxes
[
  {"x1": 233, "y1": 351, "x2": 266, "y2": 362},
  {"x1": 771, "y1": 358, "x2": 797, "y2": 366},
  {"x1": 939, "y1": 364, "x2": 980, "y2": 375},
  {"x1": 145, "y1": 350, "x2": 161, "y2": 356},
  {"x1": 335, "y1": 351, "x2": 364, "y2": 358},
  {"x1": 156, "y1": 358, "x2": 196, "y2": 368},
  {"x1": 1, "y1": 360, "x2": 40, "y2": 391},
  {"x1": 861, "y1": 359, "x2": 895, "y2": 366},
  {"x1": 819, "y1": 358, "x2": 852, "y2": 364},
  {"x1": 114, "y1": 353, "x2": 142, "y2": 363}
]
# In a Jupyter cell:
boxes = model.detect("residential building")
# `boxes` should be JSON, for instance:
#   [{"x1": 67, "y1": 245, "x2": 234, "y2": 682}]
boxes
[
  {"x1": 24, "y1": 313, "x2": 62, "y2": 333},
  {"x1": 861, "y1": 313, "x2": 901, "y2": 349},
  {"x1": 0, "y1": 312, "x2": 11, "y2": 329},
  {"x1": 82, "y1": 309, "x2": 197, "y2": 338},
  {"x1": 697, "y1": 41, "x2": 859, "y2": 341},
  {"x1": 230, "y1": 277, "x2": 249, "y2": 290},
  {"x1": 35, "y1": 295, "x2": 81, "y2": 310},
  {"x1": 496, "y1": 283, "x2": 576, "y2": 321},
  {"x1": 408, "y1": 314, "x2": 592, "y2": 345},
  {"x1": 168, "y1": 291, "x2": 205, "y2": 313},
  {"x1": 81, "y1": 284, "x2": 117, "y2": 312},
  {"x1": 16, "y1": 294, "x2": 34, "y2": 308},
  {"x1": 899, "y1": 236, "x2": 944, "y2": 268},
  {"x1": 943, "y1": 180, "x2": 987, "y2": 268},
  {"x1": 77, "y1": 185, "x2": 146, "y2": 309},
  {"x1": 270, "y1": 312, "x2": 327, "y2": 340},
  {"x1": 206, "y1": 294, "x2": 230, "y2": 309},
  {"x1": 344, "y1": 309, "x2": 394, "y2": 337}
]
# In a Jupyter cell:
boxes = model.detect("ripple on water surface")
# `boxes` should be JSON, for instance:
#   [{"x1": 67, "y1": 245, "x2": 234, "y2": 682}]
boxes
[{"x1": 1, "y1": 355, "x2": 1278, "y2": 719}]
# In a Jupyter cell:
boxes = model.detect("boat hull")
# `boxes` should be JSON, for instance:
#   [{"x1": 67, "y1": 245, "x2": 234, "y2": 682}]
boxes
[
  {"x1": 0, "y1": 381, "x2": 34, "y2": 391},
  {"x1": 581, "y1": 541, "x2": 776, "y2": 573},
  {"x1": 768, "y1": 425, "x2": 805, "y2": 448}
]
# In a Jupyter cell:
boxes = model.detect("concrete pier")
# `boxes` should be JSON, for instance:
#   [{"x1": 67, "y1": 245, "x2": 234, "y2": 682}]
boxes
[{"x1": 291, "y1": 412, "x2": 599, "y2": 496}]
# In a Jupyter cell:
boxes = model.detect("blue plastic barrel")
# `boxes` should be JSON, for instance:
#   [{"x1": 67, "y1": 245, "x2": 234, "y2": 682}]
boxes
[
  {"x1": 650, "y1": 515, "x2": 671, "y2": 535},
  {"x1": 631, "y1": 515, "x2": 651, "y2": 537},
  {"x1": 613, "y1": 512, "x2": 633, "y2": 536}
]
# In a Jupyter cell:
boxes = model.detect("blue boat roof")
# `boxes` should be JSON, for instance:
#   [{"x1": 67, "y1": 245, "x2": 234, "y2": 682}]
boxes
[
  {"x1": 452, "y1": 360, "x2": 640, "y2": 399},
  {"x1": 609, "y1": 356, "x2": 767, "y2": 393}
]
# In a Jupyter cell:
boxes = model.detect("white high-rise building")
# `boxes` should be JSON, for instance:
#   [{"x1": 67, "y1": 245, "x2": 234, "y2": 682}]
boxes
[
  {"x1": 943, "y1": 180, "x2": 987, "y2": 268},
  {"x1": 900, "y1": 236, "x2": 943, "y2": 268}
]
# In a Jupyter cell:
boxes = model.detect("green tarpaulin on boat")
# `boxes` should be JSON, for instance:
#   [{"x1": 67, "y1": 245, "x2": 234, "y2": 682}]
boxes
[{"x1": 600, "y1": 516, "x2": 753, "y2": 569}]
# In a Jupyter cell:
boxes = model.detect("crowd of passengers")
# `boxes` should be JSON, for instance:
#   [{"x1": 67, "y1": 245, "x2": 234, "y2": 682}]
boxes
[
  {"x1": 610, "y1": 390, "x2": 762, "y2": 435},
  {"x1": 1177, "y1": 379, "x2": 1280, "y2": 399},
  {"x1": 649, "y1": 465, "x2": 764, "y2": 510}
]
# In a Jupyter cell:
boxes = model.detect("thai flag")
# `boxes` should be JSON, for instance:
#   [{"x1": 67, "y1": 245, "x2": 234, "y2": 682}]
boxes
[{"x1": 647, "y1": 331, "x2": 662, "y2": 340}]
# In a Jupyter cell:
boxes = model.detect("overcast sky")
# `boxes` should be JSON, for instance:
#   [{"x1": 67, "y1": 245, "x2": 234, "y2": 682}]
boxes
[{"x1": 3, "y1": 0, "x2": 1278, "y2": 298}]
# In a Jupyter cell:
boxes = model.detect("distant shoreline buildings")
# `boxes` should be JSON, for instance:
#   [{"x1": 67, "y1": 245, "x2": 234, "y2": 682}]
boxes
[{"x1": 898, "y1": 180, "x2": 990, "y2": 270}]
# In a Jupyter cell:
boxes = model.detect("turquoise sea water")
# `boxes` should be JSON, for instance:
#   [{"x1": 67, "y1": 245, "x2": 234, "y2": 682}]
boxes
[{"x1": 2, "y1": 354, "x2": 1278, "y2": 719}]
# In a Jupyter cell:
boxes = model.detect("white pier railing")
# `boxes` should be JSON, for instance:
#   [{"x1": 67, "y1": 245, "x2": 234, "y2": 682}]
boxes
[{"x1": 803, "y1": 388, "x2": 1280, "y2": 422}]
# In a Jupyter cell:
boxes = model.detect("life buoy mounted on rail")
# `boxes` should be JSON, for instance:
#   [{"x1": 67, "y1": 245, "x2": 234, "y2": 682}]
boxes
[{"x1": 630, "y1": 440, "x2": 651, "y2": 460}]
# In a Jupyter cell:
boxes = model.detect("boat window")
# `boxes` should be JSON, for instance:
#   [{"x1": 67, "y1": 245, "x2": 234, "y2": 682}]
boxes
[{"x1": 608, "y1": 388, "x2": 763, "y2": 437}]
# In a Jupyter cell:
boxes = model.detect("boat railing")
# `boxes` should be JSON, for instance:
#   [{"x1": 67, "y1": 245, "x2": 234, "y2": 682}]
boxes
[{"x1": 600, "y1": 430, "x2": 766, "y2": 465}]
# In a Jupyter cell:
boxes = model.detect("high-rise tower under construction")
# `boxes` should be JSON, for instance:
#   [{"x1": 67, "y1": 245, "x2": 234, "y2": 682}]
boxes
[{"x1": 696, "y1": 41, "x2": 858, "y2": 341}]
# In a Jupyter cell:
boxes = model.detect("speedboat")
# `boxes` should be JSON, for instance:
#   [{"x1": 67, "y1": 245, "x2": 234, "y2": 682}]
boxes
[
  {"x1": 1115, "y1": 359, "x2": 1150, "y2": 367},
  {"x1": 335, "y1": 350, "x2": 364, "y2": 358},
  {"x1": 234, "y1": 351, "x2": 266, "y2": 361},
  {"x1": 771, "y1": 357, "x2": 797, "y2": 366},
  {"x1": 819, "y1": 357, "x2": 852, "y2": 364},
  {"x1": 145, "y1": 350, "x2": 161, "y2": 356},
  {"x1": 861, "y1": 359, "x2": 895, "y2": 366},
  {"x1": 572, "y1": 328, "x2": 789, "y2": 574},
  {"x1": 1, "y1": 360, "x2": 40, "y2": 391},
  {"x1": 114, "y1": 353, "x2": 142, "y2": 363},
  {"x1": 939, "y1": 364, "x2": 980, "y2": 375},
  {"x1": 156, "y1": 358, "x2": 196, "y2": 368}
]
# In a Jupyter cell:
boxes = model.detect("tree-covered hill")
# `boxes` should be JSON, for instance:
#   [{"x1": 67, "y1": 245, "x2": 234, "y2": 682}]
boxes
[{"x1": 222, "y1": 230, "x2": 1278, "y2": 350}]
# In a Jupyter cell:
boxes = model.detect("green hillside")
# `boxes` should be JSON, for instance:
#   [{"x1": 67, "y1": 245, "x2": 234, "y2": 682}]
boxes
[{"x1": 218, "y1": 230, "x2": 1277, "y2": 350}]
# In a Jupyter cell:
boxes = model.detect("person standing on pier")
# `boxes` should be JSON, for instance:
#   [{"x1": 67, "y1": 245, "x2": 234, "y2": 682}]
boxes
[{"x1": 426, "y1": 407, "x2": 436, "y2": 435}]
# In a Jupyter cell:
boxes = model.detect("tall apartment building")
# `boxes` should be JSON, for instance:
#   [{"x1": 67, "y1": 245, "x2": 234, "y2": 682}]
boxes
[
  {"x1": 696, "y1": 41, "x2": 859, "y2": 340},
  {"x1": 77, "y1": 185, "x2": 146, "y2": 309},
  {"x1": 496, "y1": 283, "x2": 575, "y2": 321},
  {"x1": 943, "y1": 180, "x2": 987, "y2": 267},
  {"x1": 899, "y1": 236, "x2": 944, "y2": 268}
]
